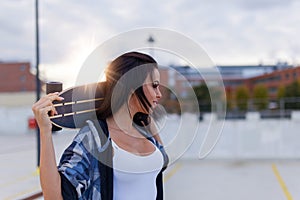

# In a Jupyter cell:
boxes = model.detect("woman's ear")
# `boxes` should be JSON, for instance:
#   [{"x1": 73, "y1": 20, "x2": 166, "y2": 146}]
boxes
[{"x1": 133, "y1": 112, "x2": 150, "y2": 127}]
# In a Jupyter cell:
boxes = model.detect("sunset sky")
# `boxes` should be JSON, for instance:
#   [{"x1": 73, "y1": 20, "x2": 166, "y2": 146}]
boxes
[{"x1": 1, "y1": 0, "x2": 299, "y2": 87}]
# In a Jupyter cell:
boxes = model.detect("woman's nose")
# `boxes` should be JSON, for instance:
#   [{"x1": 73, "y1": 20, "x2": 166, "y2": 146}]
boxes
[{"x1": 156, "y1": 88, "x2": 162, "y2": 99}]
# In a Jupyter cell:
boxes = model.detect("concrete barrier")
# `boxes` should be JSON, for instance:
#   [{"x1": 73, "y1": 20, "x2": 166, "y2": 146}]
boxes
[
  {"x1": 160, "y1": 112, "x2": 300, "y2": 160},
  {"x1": 0, "y1": 106, "x2": 34, "y2": 134},
  {"x1": 1, "y1": 108, "x2": 300, "y2": 159}
]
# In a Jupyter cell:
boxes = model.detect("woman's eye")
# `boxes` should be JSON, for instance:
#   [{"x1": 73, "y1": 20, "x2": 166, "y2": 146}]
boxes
[{"x1": 152, "y1": 83, "x2": 159, "y2": 89}]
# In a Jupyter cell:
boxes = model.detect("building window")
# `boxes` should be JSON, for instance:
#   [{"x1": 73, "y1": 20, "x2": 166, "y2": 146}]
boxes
[
  {"x1": 268, "y1": 87, "x2": 277, "y2": 94},
  {"x1": 285, "y1": 73, "x2": 290, "y2": 79},
  {"x1": 274, "y1": 75, "x2": 281, "y2": 81},
  {"x1": 20, "y1": 76, "x2": 26, "y2": 82},
  {"x1": 181, "y1": 91, "x2": 188, "y2": 98},
  {"x1": 20, "y1": 65, "x2": 26, "y2": 71}
]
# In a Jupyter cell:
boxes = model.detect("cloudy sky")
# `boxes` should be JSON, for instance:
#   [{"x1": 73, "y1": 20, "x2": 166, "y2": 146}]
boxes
[{"x1": 1, "y1": 0, "x2": 300, "y2": 86}]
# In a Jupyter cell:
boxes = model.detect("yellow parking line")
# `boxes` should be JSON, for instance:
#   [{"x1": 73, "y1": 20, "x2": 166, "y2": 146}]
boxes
[
  {"x1": 4, "y1": 185, "x2": 40, "y2": 200},
  {"x1": 1, "y1": 168, "x2": 40, "y2": 200},
  {"x1": 272, "y1": 164, "x2": 293, "y2": 200},
  {"x1": 0, "y1": 168, "x2": 39, "y2": 188},
  {"x1": 164, "y1": 163, "x2": 182, "y2": 182}
]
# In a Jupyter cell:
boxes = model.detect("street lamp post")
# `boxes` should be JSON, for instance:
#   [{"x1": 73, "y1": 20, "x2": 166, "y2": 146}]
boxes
[
  {"x1": 147, "y1": 35, "x2": 155, "y2": 57},
  {"x1": 35, "y1": 0, "x2": 41, "y2": 167}
]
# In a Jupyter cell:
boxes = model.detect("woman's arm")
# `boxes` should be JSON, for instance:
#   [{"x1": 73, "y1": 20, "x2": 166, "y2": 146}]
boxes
[
  {"x1": 32, "y1": 93, "x2": 64, "y2": 200},
  {"x1": 40, "y1": 129, "x2": 63, "y2": 199}
]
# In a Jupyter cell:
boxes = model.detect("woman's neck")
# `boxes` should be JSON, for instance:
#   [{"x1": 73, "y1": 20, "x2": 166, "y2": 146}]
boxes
[{"x1": 106, "y1": 105, "x2": 135, "y2": 134}]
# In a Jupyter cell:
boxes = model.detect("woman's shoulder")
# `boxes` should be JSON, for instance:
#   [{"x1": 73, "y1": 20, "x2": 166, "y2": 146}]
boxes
[
  {"x1": 71, "y1": 119, "x2": 110, "y2": 153},
  {"x1": 72, "y1": 124, "x2": 92, "y2": 143},
  {"x1": 74, "y1": 119, "x2": 107, "y2": 139}
]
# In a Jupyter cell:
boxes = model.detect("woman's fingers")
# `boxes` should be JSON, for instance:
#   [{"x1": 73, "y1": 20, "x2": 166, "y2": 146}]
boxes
[
  {"x1": 32, "y1": 93, "x2": 64, "y2": 129},
  {"x1": 37, "y1": 103, "x2": 56, "y2": 116},
  {"x1": 48, "y1": 92, "x2": 64, "y2": 102},
  {"x1": 33, "y1": 93, "x2": 63, "y2": 108},
  {"x1": 34, "y1": 93, "x2": 63, "y2": 107},
  {"x1": 43, "y1": 105, "x2": 56, "y2": 116},
  {"x1": 31, "y1": 92, "x2": 63, "y2": 133}
]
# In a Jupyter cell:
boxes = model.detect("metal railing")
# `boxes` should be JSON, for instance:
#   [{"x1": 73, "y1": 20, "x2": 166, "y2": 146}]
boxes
[{"x1": 198, "y1": 97, "x2": 300, "y2": 120}]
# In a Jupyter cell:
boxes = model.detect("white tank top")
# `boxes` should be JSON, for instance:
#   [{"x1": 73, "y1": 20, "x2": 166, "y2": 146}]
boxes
[{"x1": 111, "y1": 139, "x2": 164, "y2": 200}]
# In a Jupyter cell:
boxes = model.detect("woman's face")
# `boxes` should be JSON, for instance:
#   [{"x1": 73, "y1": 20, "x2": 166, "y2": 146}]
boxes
[
  {"x1": 142, "y1": 68, "x2": 162, "y2": 108},
  {"x1": 129, "y1": 68, "x2": 162, "y2": 114}
]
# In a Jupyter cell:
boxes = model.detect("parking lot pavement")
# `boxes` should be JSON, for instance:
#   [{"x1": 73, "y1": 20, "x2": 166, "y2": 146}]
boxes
[
  {"x1": 1, "y1": 132, "x2": 299, "y2": 200},
  {"x1": 0, "y1": 131, "x2": 76, "y2": 200},
  {"x1": 164, "y1": 159, "x2": 300, "y2": 200}
]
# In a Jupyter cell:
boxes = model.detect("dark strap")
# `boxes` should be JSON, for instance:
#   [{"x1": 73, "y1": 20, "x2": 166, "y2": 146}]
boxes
[
  {"x1": 156, "y1": 171, "x2": 164, "y2": 200},
  {"x1": 59, "y1": 172, "x2": 77, "y2": 199},
  {"x1": 92, "y1": 119, "x2": 114, "y2": 200}
]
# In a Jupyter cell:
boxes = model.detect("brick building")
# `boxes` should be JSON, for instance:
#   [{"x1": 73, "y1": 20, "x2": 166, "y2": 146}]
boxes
[
  {"x1": 245, "y1": 66, "x2": 300, "y2": 99},
  {"x1": 0, "y1": 62, "x2": 43, "y2": 106},
  {"x1": 0, "y1": 62, "x2": 36, "y2": 92},
  {"x1": 160, "y1": 63, "x2": 300, "y2": 101}
]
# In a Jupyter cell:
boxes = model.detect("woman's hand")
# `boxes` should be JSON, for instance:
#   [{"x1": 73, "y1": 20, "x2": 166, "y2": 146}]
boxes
[
  {"x1": 33, "y1": 93, "x2": 65, "y2": 200},
  {"x1": 32, "y1": 92, "x2": 64, "y2": 132}
]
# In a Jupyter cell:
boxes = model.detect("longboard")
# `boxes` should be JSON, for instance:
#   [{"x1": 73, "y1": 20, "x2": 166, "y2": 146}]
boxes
[{"x1": 47, "y1": 82, "x2": 105, "y2": 129}]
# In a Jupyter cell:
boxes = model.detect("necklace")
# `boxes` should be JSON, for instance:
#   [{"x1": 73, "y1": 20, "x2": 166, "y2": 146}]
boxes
[
  {"x1": 108, "y1": 125, "x2": 147, "y2": 140},
  {"x1": 108, "y1": 125, "x2": 132, "y2": 134}
]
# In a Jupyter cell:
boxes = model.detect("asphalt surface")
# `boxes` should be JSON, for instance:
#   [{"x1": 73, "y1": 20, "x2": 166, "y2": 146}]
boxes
[{"x1": 1, "y1": 131, "x2": 299, "y2": 200}]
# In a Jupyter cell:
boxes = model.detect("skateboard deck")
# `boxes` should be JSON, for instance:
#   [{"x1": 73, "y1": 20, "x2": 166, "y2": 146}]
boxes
[{"x1": 48, "y1": 82, "x2": 105, "y2": 129}]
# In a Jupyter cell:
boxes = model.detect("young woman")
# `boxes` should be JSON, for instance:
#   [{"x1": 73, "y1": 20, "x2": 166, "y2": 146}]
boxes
[{"x1": 32, "y1": 52, "x2": 169, "y2": 200}]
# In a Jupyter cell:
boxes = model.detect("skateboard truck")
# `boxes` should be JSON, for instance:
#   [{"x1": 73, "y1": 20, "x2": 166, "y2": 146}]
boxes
[{"x1": 46, "y1": 81, "x2": 63, "y2": 132}]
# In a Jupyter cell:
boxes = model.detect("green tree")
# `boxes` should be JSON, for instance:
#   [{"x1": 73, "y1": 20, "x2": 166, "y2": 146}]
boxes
[
  {"x1": 235, "y1": 86, "x2": 250, "y2": 111},
  {"x1": 277, "y1": 85, "x2": 285, "y2": 99},
  {"x1": 284, "y1": 80, "x2": 300, "y2": 97},
  {"x1": 193, "y1": 84, "x2": 211, "y2": 112},
  {"x1": 284, "y1": 80, "x2": 300, "y2": 109},
  {"x1": 253, "y1": 84, "x2": 268, "y2": 110},
  {"x1": 159, "y1": 86, "x2": 181, "y2": 114},
  {"x1": 226, "y1": 90, "x2": 234, "y2": 111}
]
